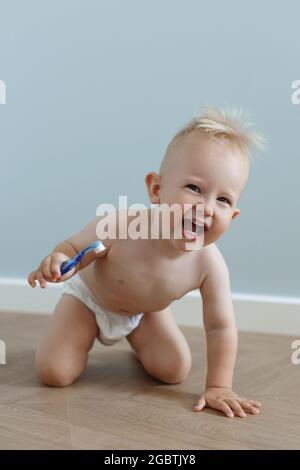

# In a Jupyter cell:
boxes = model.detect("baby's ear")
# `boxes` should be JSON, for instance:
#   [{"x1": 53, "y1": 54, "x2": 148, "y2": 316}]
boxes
[
  {"x1": 231, "y1": 208, "x2": 240, "y2": 220},
  {"x1": 145, "y1": 172, "x2": 160, "y2": 204}
]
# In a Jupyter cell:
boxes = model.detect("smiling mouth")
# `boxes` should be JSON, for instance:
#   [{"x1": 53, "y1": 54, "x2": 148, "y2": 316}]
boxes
[{"x1": 181, "y1": 218, "x2": 207, "y2": 240}]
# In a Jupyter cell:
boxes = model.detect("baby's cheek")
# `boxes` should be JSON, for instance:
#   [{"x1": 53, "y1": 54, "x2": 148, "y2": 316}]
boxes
[
  {"x1": 214, "y1": 217, "x2": 231, "y2": 236},
  {"x1": 221, "y1": 215, "x2": 231, "y2": 227},
  {"x1": 222, "y1": 217, "x2": 232, "y2": 233}
]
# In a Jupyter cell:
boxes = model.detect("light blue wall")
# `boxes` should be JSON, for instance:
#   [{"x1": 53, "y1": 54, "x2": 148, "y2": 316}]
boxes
[{"x1": 0, "y1": 0, "x2": 299, "y2": 296}]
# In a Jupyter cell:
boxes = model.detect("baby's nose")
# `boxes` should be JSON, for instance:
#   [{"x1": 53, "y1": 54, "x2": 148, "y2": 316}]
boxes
[{"x1": 204, "y1": 202, "x2": 214, "y2": 217}]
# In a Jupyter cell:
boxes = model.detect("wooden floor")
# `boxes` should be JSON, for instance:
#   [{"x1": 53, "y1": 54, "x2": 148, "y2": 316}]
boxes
[{"x1": 0, "y1": 312, "x2": 299, "y2": 450}]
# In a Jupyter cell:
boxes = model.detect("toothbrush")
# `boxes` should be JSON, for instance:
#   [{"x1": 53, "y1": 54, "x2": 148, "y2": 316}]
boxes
[{"x1": 60, "y1": 240, "x2": 105, "y2": 276}]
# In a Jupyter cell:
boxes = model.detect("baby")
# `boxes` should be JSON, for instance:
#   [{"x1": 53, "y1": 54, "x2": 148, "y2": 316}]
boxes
[{"x1": 28, "y1": 107, "x2": 263, "y2": 418}]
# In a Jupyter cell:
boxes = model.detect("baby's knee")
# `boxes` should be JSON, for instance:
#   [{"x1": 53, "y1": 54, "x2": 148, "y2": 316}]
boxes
[
  {"x1": 162, "y1": 353, "x2": 192, "y2": 384},
  {"x1": 145, "y1": 347, "x2": 192, "y2": 385},
  {"x1": 35, "y1": 352, "x2": 81, "y2": 387}
]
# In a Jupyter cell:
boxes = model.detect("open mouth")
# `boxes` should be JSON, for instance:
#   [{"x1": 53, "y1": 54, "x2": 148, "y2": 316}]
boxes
[{"x1": 182, "y1": 217, "x2": 207, "y2": 240}]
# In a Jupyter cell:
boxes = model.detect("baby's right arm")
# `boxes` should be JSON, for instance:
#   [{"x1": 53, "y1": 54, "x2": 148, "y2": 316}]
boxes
[{"x1": 27, "y1": 215, "x2": 111, "y2": 289}]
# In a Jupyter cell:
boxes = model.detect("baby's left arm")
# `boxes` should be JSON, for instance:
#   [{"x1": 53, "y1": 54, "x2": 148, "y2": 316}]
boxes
[{"x1": 194, "y1": 246, "x2": 261, "y2": 418}]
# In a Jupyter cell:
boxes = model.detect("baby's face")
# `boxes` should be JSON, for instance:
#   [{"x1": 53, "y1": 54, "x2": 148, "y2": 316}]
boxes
[{"x1": 148, "y1": 133, "x2": 249, "y2": 250}]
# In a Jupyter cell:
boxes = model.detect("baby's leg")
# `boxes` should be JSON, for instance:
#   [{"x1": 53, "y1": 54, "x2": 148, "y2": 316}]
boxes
[
  {"x1": 36, "y1": 294, "x2": 99, "y2": 387},
  {"x1": 127, "y1": 306, "x2": 192, "y2": 384}
]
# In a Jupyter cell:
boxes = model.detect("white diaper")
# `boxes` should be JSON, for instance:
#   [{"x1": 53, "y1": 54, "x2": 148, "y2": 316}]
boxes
[{"x1": 62, "y1": 274, "x2": 143, "y2": 346}]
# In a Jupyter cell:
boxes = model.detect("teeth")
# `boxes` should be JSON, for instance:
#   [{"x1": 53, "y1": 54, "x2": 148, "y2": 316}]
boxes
[
  {"x1": 192, "y1": 218, "x2": 204, "y2": 225},
  {"x1": 193, "y1": 219, "x2": 207, "y2": 232},
  {"x1": 183, "y1": 219, "x2": 204, "y2": 235}
]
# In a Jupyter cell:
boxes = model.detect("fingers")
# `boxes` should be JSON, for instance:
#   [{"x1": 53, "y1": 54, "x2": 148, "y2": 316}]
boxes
[
  {"x1": 224, "y1": 399, "x2": 246, "y2": 418},
  {"x1": 50, "y1": 260, "x2": 62, "y2": 280},
  {"x1": 212, "y1": 400, "x2": 235, "y2": 418},
  {"x1": 28, "y1": 252, "x2": 68, "y2": 289},
  {"x1": 193, "y1": 392, "x2": 262, "y2": 418},
  {"x1": 42, "y1": 256, "x2": 52, "y2": 279},
  {"x1": 43, "y1": 256, "x2": 61, "y2": 281},
  {"x1": 28, "y1": 267, "x2": 48, "y2": 289},
  {"x1": 193, "y1": 396, "x2": 235, "y2": 418},
  {"x1": 29, "y1": 257, "x2": 62, "y2": 289},
  {"x1": 27, "y1": 271, "x2": 37, "y2": 288},
  {"x1": 28, "y1": 270, "x2": 47, "y2": 288},
  {"x1": 193, "y1": 397, "x2": 206, "y2": 412},
  {"x1": 193, "y1": 397, "x2": 261, "y2": 418},
  {"x1": 239, "y1": 400, "x2": 260, "y2": 415},
  {"x1": 224, "y1": 398, "x2": 261, "y2": 417},
  {"x1": 248, "y1": 399, "x2": 262, "y2": 407},
  {"x1": 28, "y1": 270, "x2": 48, "y2": 288},
  {"x1": 36, "y1": 271, "x2": 47, "y2": 288}
]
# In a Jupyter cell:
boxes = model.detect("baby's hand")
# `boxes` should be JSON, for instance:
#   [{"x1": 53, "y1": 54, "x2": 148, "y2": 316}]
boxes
[
  {"x1": 193, "y1": 387, "x2": 262, "y2": 418},
  {"x1": 27, "y1": 252, "x2": 74, "y2": 289}
]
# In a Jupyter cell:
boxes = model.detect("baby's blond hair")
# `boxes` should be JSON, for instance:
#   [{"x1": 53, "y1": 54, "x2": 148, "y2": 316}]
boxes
[{"x1": 163, "y1": 107, "x2": 265, "y2": 164}]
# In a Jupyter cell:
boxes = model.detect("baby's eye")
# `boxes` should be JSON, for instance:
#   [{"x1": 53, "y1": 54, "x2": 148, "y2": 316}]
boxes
[
  {"x1": 186, "y1": 184, "x2": 201, "y2": 193},
  {"x1": 218, "y1": 196, "x2": 231, "y2": 205}
]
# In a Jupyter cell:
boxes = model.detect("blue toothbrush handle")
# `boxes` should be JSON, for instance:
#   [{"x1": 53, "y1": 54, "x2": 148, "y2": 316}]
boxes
[
  {"x1": 60, "y1": 254, "x2": 83, "y2": 276},
  {"x1": 60, "y1": 241, "x2": 103, "y2": 276}
]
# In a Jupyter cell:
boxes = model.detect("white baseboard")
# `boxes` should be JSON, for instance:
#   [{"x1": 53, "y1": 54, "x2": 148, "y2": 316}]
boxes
[
  {"x1": 0, "y1": 278, "x2": 299, "y2": 335},
  {"x1": 0, "y1": 278, "x2": 63, "y2": 314},
  {"x1": 172, "y1": 292, "x2": 300, "y2": 336}
]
